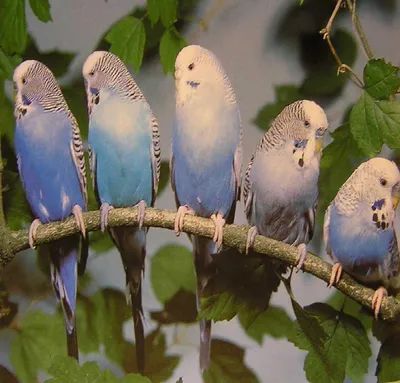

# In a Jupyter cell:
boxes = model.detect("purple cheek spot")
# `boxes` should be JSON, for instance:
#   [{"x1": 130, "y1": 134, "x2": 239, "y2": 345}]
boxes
[{"x1": 186, "y1": 81, "x2": 200, "y2": 88}]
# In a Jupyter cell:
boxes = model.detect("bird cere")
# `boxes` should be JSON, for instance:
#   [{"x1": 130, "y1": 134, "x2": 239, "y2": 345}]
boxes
[{"x1": 11, "y1": 44, "x2": 400, "y2": 373}]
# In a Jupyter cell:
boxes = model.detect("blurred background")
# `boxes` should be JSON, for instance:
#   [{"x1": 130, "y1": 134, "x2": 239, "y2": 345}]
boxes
[{"x1": 1, "y1": 0, "x2": 400, "y2": 382}]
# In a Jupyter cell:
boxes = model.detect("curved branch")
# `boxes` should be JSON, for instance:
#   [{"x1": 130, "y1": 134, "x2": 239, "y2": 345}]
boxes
[{"x1": 4, "y1": 206, "x2": 400, "y2": 321}]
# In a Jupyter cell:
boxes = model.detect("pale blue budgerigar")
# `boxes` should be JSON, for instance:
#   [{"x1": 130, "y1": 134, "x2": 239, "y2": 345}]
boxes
[
  {"x1": 244, "y1": 100, "x2": 328, "y2": 269},
  {"x1": 82, "y1": 51, "x2": 160, "y2": 373},
  {"x1": 13, "y1": 60, "x2": 88, "y2": 360},
  {"x1": 171, "y1": 45, "x2": 242, "y2": 370},
  {"x1": 324, "y1": 157, "x2": 400, "y2": 318}
]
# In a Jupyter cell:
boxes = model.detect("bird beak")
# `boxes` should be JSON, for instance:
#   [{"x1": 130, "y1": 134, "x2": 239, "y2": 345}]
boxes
[
  {"x1": 392, "y1": 183, "x2": 400, "y2": 209},
  {"x1": 315, "y1": 137, "x2": 323, "y2": 154}
]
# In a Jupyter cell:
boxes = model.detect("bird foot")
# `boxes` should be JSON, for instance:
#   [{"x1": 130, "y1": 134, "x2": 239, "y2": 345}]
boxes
[
  {"x1": 295, "y1": 243, "x2": 307, "y2": 272},
  {"x1": 174, "y1": 205, "x2": 195, "y2": 236},
  {"x1": 372, "y1": 286, "x2": 387, "y2": 319},
  {"x1": 211, "y1": 213, "x2": 225, "y2": 252},
  {"x1": 100, "y1": 203, "x2": 114, "y2": 232},
  {"x1": 328, "y1": 263, "x2": 343, "y2": 288},
  {"x1": 28, "y1": 219, "x2": 41, "y2": 249},
  {"x1": 72, "y1": 205, "x2": 86, "y2": 238},
  {"x1": 137, "y1": 200, "x2": 147, "y2": 229},
  {"x1": 246, "y1": 226, "x2": 258, "y2": 255}
]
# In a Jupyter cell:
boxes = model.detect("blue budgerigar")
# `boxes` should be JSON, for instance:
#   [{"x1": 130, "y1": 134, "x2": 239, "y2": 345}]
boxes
[
  {"x1": 13, "y1": 60, "x2": 88, "y2": 360},
  {"x1": 324, "y1": 157, "x2": 400, "y2": 317},
  {"x1": 244, "y1": 100, "x2": 328, "y2": 269},
  {"x1": 171, "y1": 45, "x2": 242, "y2": 370},
  {"x1": 82, "y1": 51, "x2": 160, "y2": 373}
]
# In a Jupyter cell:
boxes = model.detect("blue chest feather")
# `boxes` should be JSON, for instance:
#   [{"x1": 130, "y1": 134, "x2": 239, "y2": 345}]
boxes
[
  {"x1": 171, "y1": 113, "x2": 238, "y2": 218},
  {"x1": 328, "y1": 204, "x2": 393, "y2": 269},
  {"x1": 14, "y1": 107, "x2": 85, "y2": 222},
  {"x1": 89, "y1": 92, "x2": 153, "y2": 207}
]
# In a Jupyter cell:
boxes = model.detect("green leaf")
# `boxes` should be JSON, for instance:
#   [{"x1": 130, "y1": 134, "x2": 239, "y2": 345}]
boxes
[
  {"x1": 88, "y1": 231, "x2": 115, "y2": 254},
  {"x1": 0, "y1": 93, "x2": 15, "y2": 140},
  {"x1": 199, "y1": 249, "x2": 282, "y2": 322},
  {"x1": 350, "y1": 92, "x2": 400, "y2": 155},
  {"x1": 10, "y1": 310, "x2": 66, "y2": 383},
  {"x1": 158, "y1": 160, "x2": 170, "y2": 195},
  {"x1": 151, "y1": 244, "x2": 196, "y2": 303},
  {"x1": 45, "y1": 356, "x2": 152, "y2": 383},
  {"x1": 28, "y1": 0, "x2": 52, "y2": 22},
  {"x1": 123, "y1": 330, "x2": 180, "y2": 382},
  {"x1": 0, "y1": 0, "x2": 27, "y2": 54},
  {"x1": 0, "y1": 365, "x2": 18, "y2": 383},
  {"x1": 159, "y1": 27, "x2": 186, "y2": 74},
  {"x1": 238, "y1": 305, "x2": 293, "y2": 344},
  {"x1": 159, "y1": 0, "x2": 178, "y2": 27},
  {"x1": 290, "y1": 303, "x2": 371, "y2": 383},
  {"x1": 253, "y1": 85, "x2": 303, "y2": 130},
  {"x1": 62, "y1": 83, "x2": 88, "y2": 139},
  {"x1": 105, "y1": 16, "x2": 146, "y2": 72},
  {"x1": 203, "y1": 339, "x2": 259, "y2": 383},
  {"x1": 364, "y1": 58, "x2": 400, "y2": 99},
  {"x1": 376, "y1": 334, "x2": 400, "y2": 382},
  {"x1": 151, "y1": 289, "x2": 197, "y2": 324},
  {"x1": 0, "y1": 48, "x2": 21, "y2": 79},
  {"x1": 147, "y1": 0, "x2": 160, "y2": 26},
  {"x1": 318, "y1": 122, "x2": 364, "y2": 218}
]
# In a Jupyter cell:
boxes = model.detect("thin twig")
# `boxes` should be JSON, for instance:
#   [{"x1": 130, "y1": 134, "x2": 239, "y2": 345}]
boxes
[
  {"x1": 319, "y1": 0, "x2": 363, "y2": 88},
  {"x1": 3, "y1": 207, "x2": 400, "y2": 322},
  {"x1": 345, "y1": 0, "x2": 374, "y2": 59}
]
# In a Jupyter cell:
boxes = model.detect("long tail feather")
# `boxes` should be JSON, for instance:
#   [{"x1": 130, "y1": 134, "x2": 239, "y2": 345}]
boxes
[
  {"x1": 110, "y1": 227, "x2": 146, "y2": 374},
  {"x1": 49, "y1": 236, "x2": 79, "y2": 360},
  {"x1": 193, "y1": 236, "x2": 213, "y2": 371},
  {"x1": 78, "y1": 235, "x2": 89, "y2": 276}
]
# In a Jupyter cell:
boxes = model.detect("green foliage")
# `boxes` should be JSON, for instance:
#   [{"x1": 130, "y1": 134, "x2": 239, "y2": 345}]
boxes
[
  {"x1": 147, "y1": 0, "x2": 178, "y2": 28},
  {"x1": 45, "y1": 356, "x2": 151, "y2": 383},
  {"x1": 106, "y1": 17, "x2": 146, "y2": 72},
  {"x1": 159, "y1": 27, "x2": 187, "y2": 74},
  {"x1": 158, "y1": 160, "x2": 171, "y2": 196},
  {"x1": 151, "y1": 244, "x2": 196, "y2": 303},
  {"x1": 0, "y1": 0, "x2": 27, "y2": 54},
  {"x1": 238, "y1": 305, "x2": 293, "y2": 344},
  {"x1": 10, "y1": 310, "x2": 66, "y2": 383},
  {"x1": 253, "y1": 85, "x2": 302, "y2": 130},
  {"x1": 28, "y1": 0, "x2": 52, "y2": 23},
  {"x1": 199, "y1": 249, "x2": 281, "y2": 322},
  {"x1": 123, "y1": 330, "x2": 180, "y2": 382},
  {"x1": 290, "y1": 302, "x2": 371, "y2": 383},
  {"x1": 318, "y1": 122, "x2": 364, "y2": 218},
  {"x1": 364, "y1": 59, "x2": 400, "y2": 99},
  {"x1": 376, "y1": 334, "x2": 400, "y2": 382},
  {"x1": 203, "y1": 339, "x2": 259, "y2": 383}
]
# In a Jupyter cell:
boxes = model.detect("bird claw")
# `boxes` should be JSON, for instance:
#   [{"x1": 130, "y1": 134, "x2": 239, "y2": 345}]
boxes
[
  {"x1": 100, "y1": 203, "x2": 114, "y2": 232},
  {"x1": 211, "y1": 213, "x2": 225, "y2": 252},
  {"x1": 246, "y1": 226, "x2": 258, "y2": 254},
  {"x1": 72, "y1": 205, "x2": 86, "y2": 238},
  {"x1": 174, "y1": 205, "x2": 194, "y2": 236},
  {"x1": 137, "y1": 200, "x2": 147, "y2": 229},
  {"x1": 372, "y1": 286, "x2": 387, "y2": 319},
  {"x1": 295, "y1": 243, "x2": 307, "y2": 272},
  {"x1": 328, "y1": 263, "x2": 343, "y2": 288},
  {"x1": 28, "y1": 219, "x2": 41, "y2": 249}
]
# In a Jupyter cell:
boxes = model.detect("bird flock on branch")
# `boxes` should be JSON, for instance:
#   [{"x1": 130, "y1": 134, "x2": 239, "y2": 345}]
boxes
[{"x1": 11, "y1": 45, "x2": 400, "y2": 373}]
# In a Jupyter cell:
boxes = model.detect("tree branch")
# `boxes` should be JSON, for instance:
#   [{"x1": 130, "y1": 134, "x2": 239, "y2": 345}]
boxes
[{"x1": 4, "y1": 207, "x2": 400, "y2": 322}]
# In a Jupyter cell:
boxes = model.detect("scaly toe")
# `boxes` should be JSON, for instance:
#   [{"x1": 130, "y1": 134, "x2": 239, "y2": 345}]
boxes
[
  {"x1": 246, "y1": 226, "x2": 258, "y2": 255},
  {"x1": 100, "y1": 203, "x2": 113, "y2": 232},
  {"x1": 295, "y1": 243, "x2": 307, "y2": 272},
  {"x1": 72, "y1": 205, "x2": 86, "y2": 238},
  {"x1": 328, "y1": 263, "x2": 342, "y2": 288},
  {"x1": 28, "y1": 219, "x2": 41, "y2": 249},
  {"x1": 137, "y1": 200, "x2": 147, "y2": 230}
]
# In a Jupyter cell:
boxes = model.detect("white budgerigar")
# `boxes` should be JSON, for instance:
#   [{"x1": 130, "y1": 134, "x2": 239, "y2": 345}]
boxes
[
  {"x1": 244, "y1": 100, "x2": 328, "y2": 269},
  {"x1": 171, "y1": 45, "x2": 242, "y2": 370},
  {"x1": 324, "y1": 157, "x2": 400, "y2": 317}
]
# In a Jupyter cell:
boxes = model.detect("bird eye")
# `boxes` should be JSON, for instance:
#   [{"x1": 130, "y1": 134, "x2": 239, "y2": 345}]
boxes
[
  {"x1": 21, "y1": 78, "x2": 26, "y2": 84},
  {"x1": 188, "y1": 63, "x2": 194, "y2": 70},
  {"x1": 315, "y1": 128, "x2": 324, "y2": 137},
  {"x1": 89, "y1": 71, "x2": 95, "y2": 77},
  {"x1": 380, "y1": 178, "x2": 387, "y2": 186},
  {"x1": 304, "y1": 120, "x2": 310, "y2": 128}
]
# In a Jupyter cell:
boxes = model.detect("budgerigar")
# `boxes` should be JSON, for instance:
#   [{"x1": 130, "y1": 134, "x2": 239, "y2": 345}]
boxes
[
  {"x1": 244, "y1": 100, "x2": 328, "y2": 269},
  {"x1": 13, "y1": 60, "x2": 88, "y2": 360},
  {"x1": 82, "y1": 51, "x2": 160, "y2": 373},
  {"x1": 324, "y1": 157, "x2": 400, "y2": 317},
  {"x1": 171, "y1": 45, "x2": 242, "y2": 370}
]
